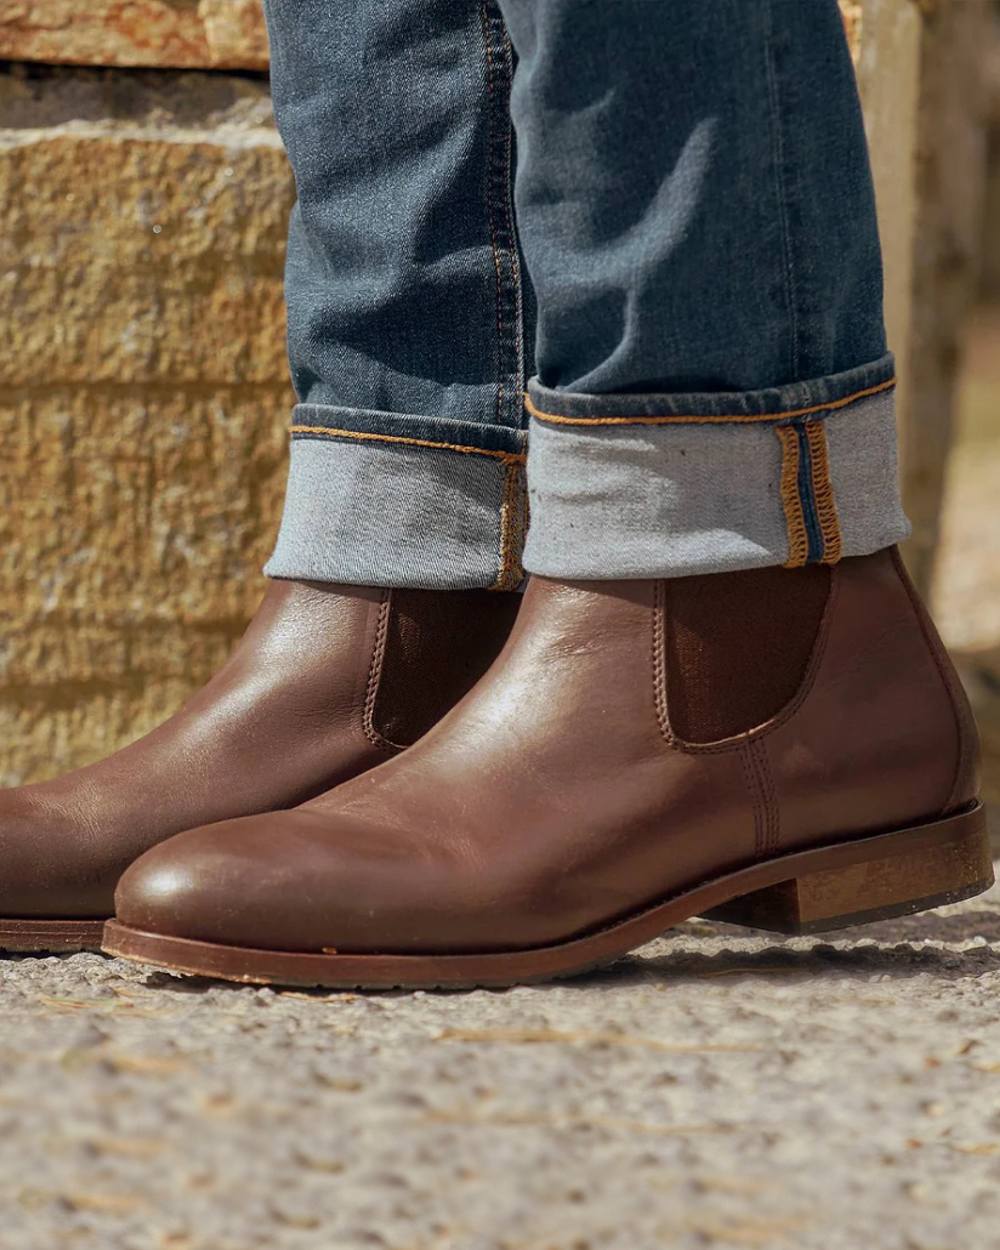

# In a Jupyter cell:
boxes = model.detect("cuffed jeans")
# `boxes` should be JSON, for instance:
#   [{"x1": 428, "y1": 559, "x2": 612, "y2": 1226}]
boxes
[{"x1": 263, "y1": 0, "x2": 908, "y2": 589}]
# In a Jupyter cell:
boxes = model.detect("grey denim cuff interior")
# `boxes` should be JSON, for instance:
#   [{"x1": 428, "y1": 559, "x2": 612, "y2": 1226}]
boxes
[
  {"x1": 265, "y1": 405, "x2": 527, "y2": 590},
  {"x1": 522, "y1": 353, "x2": 910, "y2": 580}
]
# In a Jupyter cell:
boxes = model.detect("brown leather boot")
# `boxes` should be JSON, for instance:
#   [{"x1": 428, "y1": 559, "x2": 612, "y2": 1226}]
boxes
[
  {"x1": 0, "y1": 580, "x2": 520, "y2": 951},
  {"x1": 105, "y1": 549, "x2": 990, "y2": 989}
]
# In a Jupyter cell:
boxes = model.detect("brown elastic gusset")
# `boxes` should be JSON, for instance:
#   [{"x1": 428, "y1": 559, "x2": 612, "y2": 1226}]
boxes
[
  {"x1": 369, "y1": 589, "x2": 521, "y2": 749},
  {"x1": 664, "y1": 564, "x2": 832, "y2": 744}
]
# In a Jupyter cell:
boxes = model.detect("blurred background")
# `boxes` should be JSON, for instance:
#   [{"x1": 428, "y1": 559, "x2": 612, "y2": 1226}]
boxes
[{"x1": 0, "y1": 0, "x2": 999, "y2": 799}]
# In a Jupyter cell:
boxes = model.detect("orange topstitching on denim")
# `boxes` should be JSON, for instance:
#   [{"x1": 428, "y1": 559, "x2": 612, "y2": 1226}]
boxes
[
  {"x1": 523, "y1": 376, "x2": 895, "y2": 427},
  {"x1": 289, "y1": 424, "x2": 526, "y2": 465},
  {"x1": 776, "y1": 424, "x2": 809, "y2": 570},
  {"x1": 489, "y1": 458, "x2": 527, "y2": 592}
]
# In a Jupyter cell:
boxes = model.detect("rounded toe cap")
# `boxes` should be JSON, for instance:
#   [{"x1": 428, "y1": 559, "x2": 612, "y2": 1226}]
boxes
[
  {"x1": 113, "y1": 809, "x2": 389, "y2": 952},
  {"x1": 114, "y1": 816, "x2": 277, "y2": 945}
]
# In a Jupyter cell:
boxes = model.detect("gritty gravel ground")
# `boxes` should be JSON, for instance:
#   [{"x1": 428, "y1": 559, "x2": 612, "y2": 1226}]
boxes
[{"x1": 2, "y1": 879, "x2": 1000, "y2": 1250}]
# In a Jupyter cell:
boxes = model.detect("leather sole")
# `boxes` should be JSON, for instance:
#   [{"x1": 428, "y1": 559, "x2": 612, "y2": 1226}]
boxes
[
  {"x1": 101, "y1": 804, "x2": 992, "y2": 990},
  {"x1": 0, "y1": 917, "x2": 107, "y2": 953}
]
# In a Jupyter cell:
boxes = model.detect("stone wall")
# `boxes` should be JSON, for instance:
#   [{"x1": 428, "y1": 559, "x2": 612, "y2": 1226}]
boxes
[
  {"x1": 0, "y1": 1, "x2": 268, "y2": 70},
  {"x1": 0, "y1": 54, "x2": 294, "y2": 784}
]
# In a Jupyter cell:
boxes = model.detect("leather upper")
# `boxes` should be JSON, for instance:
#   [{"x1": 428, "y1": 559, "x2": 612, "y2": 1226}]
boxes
[
  {"x1": 114, "y1": 549, "x2": 980, "y2": 954},
  {"x1": 0, "y1": 580, "x2": 519, "y2": 916}
]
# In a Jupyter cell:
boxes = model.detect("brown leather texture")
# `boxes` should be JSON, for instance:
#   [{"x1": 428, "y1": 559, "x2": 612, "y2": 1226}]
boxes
[
  {"x1": 0, "y1": 580, "x2": 520, "y2": 918},
  {"x1": 114, "y1": 548, "x2": 981, "y2": 957}
]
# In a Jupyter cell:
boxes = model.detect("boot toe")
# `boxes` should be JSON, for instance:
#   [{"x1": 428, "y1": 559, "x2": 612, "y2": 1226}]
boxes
[
  {"x1": 113, "y1": 815, "x2": 315, "y2": 948},
  {"x1": 112, "y1": 808, "x2": 437, "y2": 952}
]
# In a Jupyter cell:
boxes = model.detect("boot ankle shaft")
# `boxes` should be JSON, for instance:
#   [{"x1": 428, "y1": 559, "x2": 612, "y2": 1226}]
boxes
[{"x1": 654, "y1": 549, "x2": 979, "y2": 824}]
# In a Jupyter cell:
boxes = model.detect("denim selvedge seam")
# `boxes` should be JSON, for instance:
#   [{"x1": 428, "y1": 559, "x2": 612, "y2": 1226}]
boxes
[
  {"x1": 804, "y1": 420, "x2": 843, "y2": 564},
  {"x1": 793, "y1": 422, "x2": 824, "y2": 563},
  {"x1": 478, "y1": 0, "x2": 524, "y2": 431},
  {"x1": 776, "y1": 418, "x2": 843, "y2": 568},
  {"x1": 490, "y1": 459, "x2": 527, "y2": 591}
]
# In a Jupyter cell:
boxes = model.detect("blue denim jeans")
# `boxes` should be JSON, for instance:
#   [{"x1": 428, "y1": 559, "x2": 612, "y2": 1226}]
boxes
[{"x1": 263, "y1": 0, "x2": 908, "y2": 588}]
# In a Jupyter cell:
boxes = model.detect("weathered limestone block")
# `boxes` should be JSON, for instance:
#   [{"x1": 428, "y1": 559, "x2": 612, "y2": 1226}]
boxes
[
  {"x1": 852, "y1": 0, "x2": 991, "y2": 595},
  {"x1": 840, "y1": 1, "x2": 863, "y2": 58},
  {"x1": 0, "y1": 65, "x2": 295, "y2": 784},
  {"x1": 0, "y1": 0, "x2": 268, "y2": 70}
]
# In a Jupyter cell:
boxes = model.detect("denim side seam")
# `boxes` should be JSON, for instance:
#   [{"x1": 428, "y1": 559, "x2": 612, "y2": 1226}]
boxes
[
  {"x1": 478, "y1": 0, "x2": 525, "y2": 430},
  {"x1": 763, "y1": 0, "x2": 800, "y2": 381}
]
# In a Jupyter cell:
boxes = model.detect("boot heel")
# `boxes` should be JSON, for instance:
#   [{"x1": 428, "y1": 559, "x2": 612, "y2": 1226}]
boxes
[{"x1": 705, "y1": 805, "x2": 993, "y2": 934}]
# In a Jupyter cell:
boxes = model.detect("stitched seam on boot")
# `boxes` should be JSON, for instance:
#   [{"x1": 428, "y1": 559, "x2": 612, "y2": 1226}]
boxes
[
  {"x1": 651, "y1": 580, "x2": 674, "y2": 747},
  {"x1": 362, "y1": 591, "x2": 405, "y2": 755},
  {"x1": 740, "y1": 741, "x2": 769, "y2": 859},
  {"x1": 750, "y1": 738, "x2": 781, "y2": 855}
]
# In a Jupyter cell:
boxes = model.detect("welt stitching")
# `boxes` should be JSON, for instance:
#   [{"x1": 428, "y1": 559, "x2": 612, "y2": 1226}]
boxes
[
  {"x1": 523, "y1": 377, "x2": 895, "y2": 428},
  {"x1": 362, "y1": 591, "x2": 401, "y2": 755},
  {"x1": 290, "y1": 425, "x2": 525, "y2": 465},
  {"x1": 890, "y1": 547, "x2": 970, "y2": 811},
  {"x1": 740, "y1": 741, "x2": 768, "y2": 859},
  {"x1": 668, "y1": 567, "x2": 841, "y2": 757}
]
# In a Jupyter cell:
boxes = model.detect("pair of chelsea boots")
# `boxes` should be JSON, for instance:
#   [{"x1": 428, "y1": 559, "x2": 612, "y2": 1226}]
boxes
[{"x1": 4, "y1": 549, "x2": 992, "y2": 989}]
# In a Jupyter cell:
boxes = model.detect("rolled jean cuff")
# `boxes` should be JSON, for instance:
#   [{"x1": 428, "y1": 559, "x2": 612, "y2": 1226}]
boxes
[
  {"x1": 264, "y1": 404, "x2": 528, "y2": 590},
  {"x1": 522, "y1": 352, "x2": 910, "y2": 579}
]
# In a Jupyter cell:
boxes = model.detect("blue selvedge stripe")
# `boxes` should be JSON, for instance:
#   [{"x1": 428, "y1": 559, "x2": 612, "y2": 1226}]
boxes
[{"x1": 794, "y1": 421, "x2": 824, "y2": 563}]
